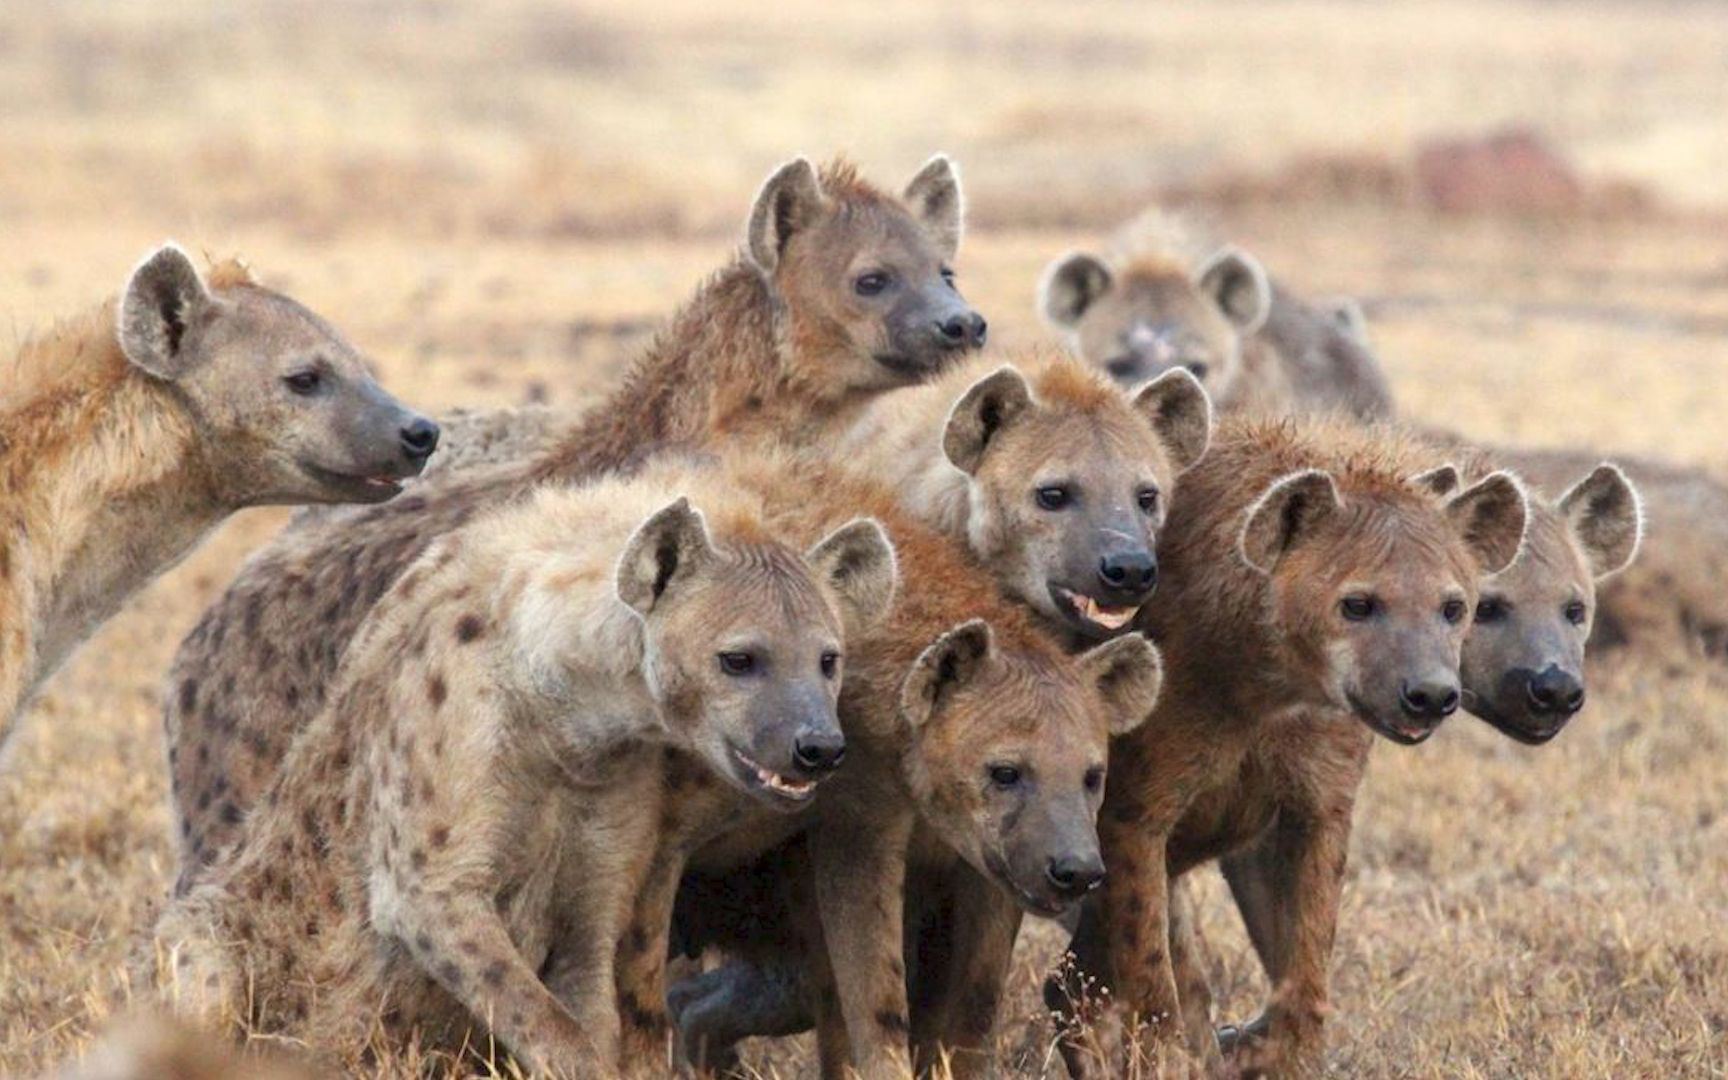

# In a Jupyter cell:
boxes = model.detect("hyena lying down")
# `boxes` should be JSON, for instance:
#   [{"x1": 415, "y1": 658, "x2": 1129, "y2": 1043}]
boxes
[
  {"x1": 0, "y1": 245, "x2": 435, "y2": 751},
  {"x1": 163, "y1": 154, "x2": 985, "y2": 886},
  {"x1": 146, "y1": 461, "x2": 897, "y2": 1076}
]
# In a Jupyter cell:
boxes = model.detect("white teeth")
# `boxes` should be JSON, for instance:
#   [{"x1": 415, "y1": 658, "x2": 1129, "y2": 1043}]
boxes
[
  {"x1": 1073, "y1": 594, "x2": 1138, "y2": 630},
  {"x1": 736, "y1": 752, "x2": 817, "y2": 798}
]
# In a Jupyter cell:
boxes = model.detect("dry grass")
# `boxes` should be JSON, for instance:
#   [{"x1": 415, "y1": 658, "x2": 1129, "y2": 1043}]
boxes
[{"x1": 3, "y1": 1, "x2": 1726, "y2": 1076}]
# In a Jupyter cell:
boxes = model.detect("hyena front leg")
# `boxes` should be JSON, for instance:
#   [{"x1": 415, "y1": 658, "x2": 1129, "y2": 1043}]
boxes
[
  {"x1": 907, "y1": 871, "x2": 1021, "y2": 1080},
  {"x1": 1167, "y1": 875, "x2": 1224, "y2": 1070}
]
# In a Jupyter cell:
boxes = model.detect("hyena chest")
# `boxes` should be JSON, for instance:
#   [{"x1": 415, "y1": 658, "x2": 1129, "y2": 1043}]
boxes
[{"x1": 1168, "y1": 764, "x2": 1282, "y2": 875}]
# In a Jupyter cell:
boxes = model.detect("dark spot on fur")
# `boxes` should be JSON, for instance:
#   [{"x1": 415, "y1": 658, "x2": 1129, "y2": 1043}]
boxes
[
  {"x1": 483, "y1": 960, "x2": 507, "y2": 987},
  {"x1": 411, "y1": 848, "x2": 428, "y2": 872},
  {"x1": 414, "y1": 932, "x2": 433, "y2": 953},
  {"x1": 455, "y1": 614, "x2": 485, "y2": 643},
  {"x1": 876, "y1": 1009, "x2": 909, "y2": 1035},
  {"x1": 428, "y1": 673, "x2": 447, "y2": 708},
  {"x1": 178, "y1": 678, "x2": 198, "y2": 715},
  {"x1": 430, "y1": 825, "x2": 450, "y2": 848}
]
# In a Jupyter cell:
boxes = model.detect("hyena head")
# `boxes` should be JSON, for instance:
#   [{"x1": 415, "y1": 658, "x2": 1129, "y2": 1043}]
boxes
[
  {"x1": 1040, "y1": 247, "x2": 1270, "y2": 402},
  {"x1": 1461, "y1": 464, "x2": 1640, "y2": 744},
  {"x1": 943, "y1": 359, "x2": 1212, "y2": 639},
  {"x1": 896, "y1": 620, "x2": 1162, "y2": 914},
  {"x1": 1240, "y1": 465, "x2": 1528, "y2": 745},
  {"x1": 618, "y1": 500, "x2": 897, "y2": 810},
  {"x1": 116, "y1": 244, "x2": 439, "y2": 506},
  {"x1": 745, "y1": 156, "x2": 987, "y2": 395}
]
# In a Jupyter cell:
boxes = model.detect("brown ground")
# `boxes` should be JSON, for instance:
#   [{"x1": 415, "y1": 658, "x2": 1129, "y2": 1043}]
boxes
[{"x1": 2, "y1": 2, "x2": 1725, "y2": 1076}]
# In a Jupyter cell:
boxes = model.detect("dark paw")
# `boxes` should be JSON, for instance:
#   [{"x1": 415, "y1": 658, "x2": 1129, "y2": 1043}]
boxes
[{"x1": 1215, "y1": 1012, "x2": 1270, "y2": 1055}]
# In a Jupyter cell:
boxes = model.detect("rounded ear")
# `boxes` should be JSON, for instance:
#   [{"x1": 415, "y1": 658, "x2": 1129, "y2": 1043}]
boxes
[
  {"x1": 118, "y1": 243, "x2": 215, "y2": 380},
  {"x1": 1239, "y1": 469, "x2": 1343, "y2": 574},
  {"x1": 1410, "y1": 463, "x2": 1462, "y2": 497},
  {"x1": 745, "y1": 158, "x2": 825, "y2": 275},
  {"x1": 615, "y1": 497, "x2": 713, "y2": 616},
  {"x1": 1132, "y1": 368, "x2": 1213, "y2": 473},
  {"x1": 1446, "y1": 471, "x2": 1529, "y2": 575},
  {"x1": 942, "y1": 366, "x2": 1036, "y2": 475},
  {"x1": 1324, "y1": 296, "x2": 1370, "y2": 344},
  {"x1": 903, "y1": 154, "x2": 964, "y2": 261},
  {"x1": 1196, "y1": 246, "x2": 1271, "y2": 334},
  {"x1": 806, "y1": 518, "x2": 899, "y2": 633},
  {"x1": 1558, "y1": 463, "x2": 1642, "y2": 579},
  {"x1": 1076, "y1": 634, "x2": 1163, "y2": 737},
  {"x1": 898, "y1": 619, "x2": 994, "y2": 731},
  {"x1": 1039, "y1": 252, "x2": 1113, "y2": 329}
]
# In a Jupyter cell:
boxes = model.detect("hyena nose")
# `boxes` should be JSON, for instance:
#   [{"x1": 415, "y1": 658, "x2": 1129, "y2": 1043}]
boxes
[
  {"x1": 1046, "y1": 854, "x2": 1105, "y2": 897},
  {"x1": 937, "y1": 312, "x2": 988, "y2": 351},
  {"x1": 399, "y1": 417, "x2": 441, "y2": 462},
  {"x1": 791, "y1": 729, "x2": 846, "y2": 776},
  {"x1": 1526, "y1": 667, "x2": 1585, "y2": 716},
  {"x1": 1399, "y1": 678, "x2": 1461, "y2": 721},
  {"x1": 1097, "y1": 551, "x2": 1158, "y2": 601}
]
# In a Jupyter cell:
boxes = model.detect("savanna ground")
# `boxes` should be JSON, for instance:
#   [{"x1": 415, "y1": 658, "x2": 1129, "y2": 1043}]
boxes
[{"x1": 2, "y1": 1, "x2": 1725, "y2": 1076}]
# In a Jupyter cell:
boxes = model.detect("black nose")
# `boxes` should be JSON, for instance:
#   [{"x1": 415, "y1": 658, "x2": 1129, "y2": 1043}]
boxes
[
  {"x1": 791, "y1": 730, "x2": 846, "y2": 775},
  {"x1": 937, "y1": 312, "x2": 988, "y2": 351},
  {"x1": 1097, "y1": 550, "x2": 1158, "y2": 600},
  {"x1": 1045, "y1": 854, "x2": 1105, "y2": 897},
  {"x1": 1526, "y1": 667, "x2": 1585, "y2": 716},
  {"x1": 400, "y1": 417, "x2": 441, "y2": 460},
  {"x1": 1399, "y1": 678, "x2": 1460, "y2": 721}
]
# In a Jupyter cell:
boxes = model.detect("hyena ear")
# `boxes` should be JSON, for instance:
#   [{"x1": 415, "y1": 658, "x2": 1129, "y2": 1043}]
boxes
[
  {"x1": 745, "y1": 158, "x2": 826, "y2": 276},
  {"x1": 806, "y1": 518, "x2": 899, "y2": 634},
  {"x1": 1040, "y1": 252, "x2": 1113, "y2": 329},
  {"x1": 1133, "y1": 368, "x2": 1213, "y2": 473},
  {"x1": 1324, "y1": 296, "x2": 1370, "y2": 343},
  {"x1": 1239, "y1": 469, "x2": 1343, "y2": 574},
  {"x1": 1196, "y1": 246, "x2": 1271, "y2": 335},
  {"x1": 899, "y1": 619, "x2": 994, "y2": 731},
  {"x1": 1410, "y1": 463, "x2": 1462, "y2": 497},
  {"x1": 118, "y1": 243, "x2": 216, "y2": 380},
  {"x1": 1559, "y1": 463, "x2": 1642, "y2": 579},
  {"x1": 943, "y1": 366, "x2": 1036, "y2": 475},
  {"x1": 616, "y1": 497, "x2": 713, "y2": 616},
  {"x1": 1446, "y1": 471, "x2": 1529, "y2": 575},
  {"x1": 1076, "y1": 634, "x2": 1163, "y2": 737},
  {"x1": 903, "y1": 154, "x2": 964, "y2": 261}
]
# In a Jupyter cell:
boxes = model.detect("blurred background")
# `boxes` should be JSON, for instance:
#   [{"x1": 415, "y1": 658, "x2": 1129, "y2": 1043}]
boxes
[{"x1": 2, "y1": 2, "x2": 1725, "y2": 1076}]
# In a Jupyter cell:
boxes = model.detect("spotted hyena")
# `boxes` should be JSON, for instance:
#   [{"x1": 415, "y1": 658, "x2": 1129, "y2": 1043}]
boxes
[{"x1": 0, "y1": 244, "x2": 434, "y2": 752}]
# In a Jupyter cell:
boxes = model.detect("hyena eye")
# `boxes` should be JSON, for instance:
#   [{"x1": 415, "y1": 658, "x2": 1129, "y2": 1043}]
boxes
[
  {"x1": 819, "y1": 651, "x2": 840, "y2": 679},
  {"x1": 1083, "y1": 766, "x2": 1105, "y2": 793},
  {"x1": 1339, "y1": 595, "x2": 1376, "y2": 621},
  {"x1": 1035, "y1": 486, "x2": 1072, "y2": 511},
  {"x1": 853, "y1": 272, "x2": 890, "y2": 297},
  {"x1": 1564, "y1": 601, "x2": 1588, "y2": 626},
  {"x1": 1136, "y1": 488, "x2": 1159, "y2": 514},
  {"x1": 988, "y1": 764, "x2": 1023, "y2": 789},
  {"x1": 1441, "y1": 599, "x2": 1467, "y2": 625},
  {"x1": 1475, "y1": 598, "x2": 1508, "y2": 623},
  {"x1": 1186, "y1": 362, "x2": 1209, "y2": 380},
  {"x1": 283, "y1": 369, "x2": 323, "y2": 396},
  {"x1": 717, "y1": 652, "x2": 756, "y2": 676},
  {"x1": 940, "y1": 267, "x2": 957, "y2": 290}
]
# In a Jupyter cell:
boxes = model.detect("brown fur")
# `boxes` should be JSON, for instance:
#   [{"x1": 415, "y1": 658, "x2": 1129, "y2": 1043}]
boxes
[
  {"x1": 0, "y1": 247, "x2": 432, "y2": 752},
  {"x1": 1049, "y1": 414, "x2": 1527, "y2": 1078},
  {"x1": 145, "y1": 460, "x2": 890, "y2": 1076},
  {"x1": 162, "y1": 157, "x2": 980, "y2": 883}
]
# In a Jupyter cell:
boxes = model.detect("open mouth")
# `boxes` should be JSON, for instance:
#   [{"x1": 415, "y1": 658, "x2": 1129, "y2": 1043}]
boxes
[
  {"x1": 729, "y1": 747, "x2": 819, "y2": 809},
  {"x1": 873, "y1": 353, "x2": 945, "y2": 379},
  {"x1": 300, "y1": 462, "x2": 411, "y2": 502},
  {"x1": 985, "y1": 852, "x2": 1078, "y2": 917},
  {"x1": 1049, "y1": 585, "x2": 1141, "y2": 636},
  {"x1": 1347, "y1": 691, "x2": 1439, "y2": 746}
]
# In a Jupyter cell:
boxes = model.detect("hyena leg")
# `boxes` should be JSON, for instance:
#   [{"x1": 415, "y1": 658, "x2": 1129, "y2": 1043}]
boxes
[
  {"x1": 908, "y1": 873, "x2": 1021, "y2": 1080},
  {"x1": 1228, "y1": 804, "x2": 1355, "y2": 1080},
  {"x1": 667, "y1": 959, "x2": 813, "y2": 1073},
  {"x1": 1216, "y1": 833, "x2": 1283, "y2": 1054},
  {"x1": 1167, "y1": 876, "x2": 1223, "y2": 1070}
]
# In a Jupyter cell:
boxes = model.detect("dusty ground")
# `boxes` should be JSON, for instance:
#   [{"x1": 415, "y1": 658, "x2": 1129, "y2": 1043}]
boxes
[{"x1": 2, "y1": 1, "x2": 1725, "y2": 1076}]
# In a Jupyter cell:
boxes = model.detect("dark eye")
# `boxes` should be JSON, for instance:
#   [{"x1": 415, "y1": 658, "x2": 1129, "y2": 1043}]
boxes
[
  {"x1": 284, "y1": 370, "x2": 322, "y2": 395},
  {"x1": 717, "y1": 652, "x2": 755, "y2": 676},
  {"x1": 940, "y1": 267, "x2": 957, "y2": 290},
  {"x1": 854, "y1": 272, "x2": 890, "y2": 297},
  {"x1": 1475, "y1": 598, "x2": 1508, "y2": 624},
  {"x1": 1186, "y1": 362, "x2": 1209, "y2": 380},
  {"x1": 988, "y1": 764, "x2": 1023, "y2": 789},
  {"x1": 1340, "y1": 595, "x2": 1376, "y2": 621},
  {"x1": 1441, "y1": 599, "x2": 1467, "y2": 625},
  {"x1": 819, "y1": 651, "x2": 840, "y2": 679},
  {"x1": 1136, "y1": 489, "x2": 1159, "y2": 514},
  {"x1": 1084, "y1": 766, "x2": 1105, "y2": 793},
  {"x1": 1564, "y1": 601, "x2": 1588, "y2": 626},
  {"x1": 1035, "y1": 486, "x2": 1072, "y2": 511}
]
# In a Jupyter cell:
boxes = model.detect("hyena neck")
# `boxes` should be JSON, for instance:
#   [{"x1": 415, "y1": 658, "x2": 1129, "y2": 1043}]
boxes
[
  {"x1": 6, "y1": 367, "x2": 222, "y2": 698},
  {"x1": 535, "y1": 260, "x2": 812, "y2": 481}
]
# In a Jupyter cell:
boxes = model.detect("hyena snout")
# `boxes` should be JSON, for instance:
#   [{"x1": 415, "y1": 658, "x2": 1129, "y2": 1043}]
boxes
[
  {"x1": 935, "y1": 309, "x2": 989, "y2": 352},
  {"x1": 1097, "y1": 547, "x2": 1158, "y2": 604},
  {"x1": 790, "y1": 723, "x2": 846, "y2": 776},
  {"x1": 1045, "y1": 850, "x2": 1106, "y2": 899},
  {"x1": 1525, "y1": 665, "x2": 1585, "y2": 718},
  {"x1": 1399, "y1": 675, "x2": 1461, "y2": 722},
  {"x1": 398, "y1": 416, "x2": 441, "y2": 464}
]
